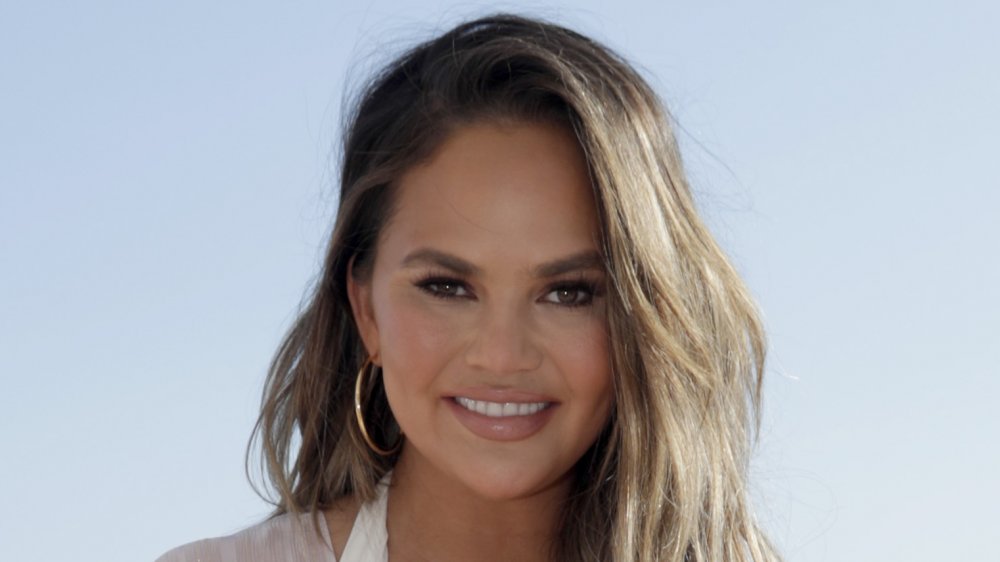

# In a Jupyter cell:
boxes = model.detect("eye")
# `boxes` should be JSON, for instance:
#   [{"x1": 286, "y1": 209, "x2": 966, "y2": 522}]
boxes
[
  {"x1": 416, "y1": 277, "x2": 471, "y2": 299},
  {"x1": 542, "y1": 283, "x2": 596, "y2": 307}
]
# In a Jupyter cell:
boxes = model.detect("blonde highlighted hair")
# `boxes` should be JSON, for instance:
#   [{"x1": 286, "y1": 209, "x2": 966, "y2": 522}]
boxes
[{"x1": 249, "y1": 13, "x2": 780, "y2": 561}]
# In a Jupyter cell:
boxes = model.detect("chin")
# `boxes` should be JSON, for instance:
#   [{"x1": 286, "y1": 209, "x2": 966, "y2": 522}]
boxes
[{"x1": 456, "y1": 462, "x2": 574, "y2": 503}]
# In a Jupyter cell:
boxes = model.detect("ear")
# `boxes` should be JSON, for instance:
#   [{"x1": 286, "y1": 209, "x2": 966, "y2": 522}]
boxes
[{"x1": 346, "y1": 256, "x2": 381, "y2": 365}]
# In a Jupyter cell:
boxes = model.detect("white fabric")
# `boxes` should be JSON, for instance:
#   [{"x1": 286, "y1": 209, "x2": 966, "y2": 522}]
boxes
[
  {"x1": 339, "y1": 481, "x2": 389, "y2": 562},
  {"x1": 156, "y1": 479, "x2": 389, "y2": 562}
]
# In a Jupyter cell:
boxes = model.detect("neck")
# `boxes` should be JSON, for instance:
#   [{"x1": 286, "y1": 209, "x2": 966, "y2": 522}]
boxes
[{"x1": 386, "y1": 447, "x2": 569, "y2": 562}]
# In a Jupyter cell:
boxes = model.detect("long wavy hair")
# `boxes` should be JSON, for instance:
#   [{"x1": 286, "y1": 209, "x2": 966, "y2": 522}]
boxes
[{"x1": 248, "y1": 13, "x2": 780, "y2": 562}]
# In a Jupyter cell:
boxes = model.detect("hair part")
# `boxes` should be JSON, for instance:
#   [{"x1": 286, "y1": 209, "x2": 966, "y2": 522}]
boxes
[{"x1": 249, "y1": 13, "x2": 780, "y2": 562}]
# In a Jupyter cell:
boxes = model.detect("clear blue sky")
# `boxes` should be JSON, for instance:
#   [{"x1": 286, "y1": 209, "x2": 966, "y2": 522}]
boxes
[{"x1": 1, "y1": 1, "x2": 997, "y2": 560}]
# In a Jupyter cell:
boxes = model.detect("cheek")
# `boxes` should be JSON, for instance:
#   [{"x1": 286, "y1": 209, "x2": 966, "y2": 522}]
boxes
[
  {"x1": 374, "y1": 293, "x2": 466, "y2": 384},
  {"x1": 583, "y1": 337, "x2": 614, "y2": 415},
  {"x1": 576, "y1": 334, "x2": 614, "y2": 450},
  {"x1": 550, "y1": 315, "x2": 614, "y2": 413}
]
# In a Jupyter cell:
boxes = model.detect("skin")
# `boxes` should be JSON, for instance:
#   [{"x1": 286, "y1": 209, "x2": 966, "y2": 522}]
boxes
[{"x1": 343, "y1": 121, "x2": 613, "y2": 561}]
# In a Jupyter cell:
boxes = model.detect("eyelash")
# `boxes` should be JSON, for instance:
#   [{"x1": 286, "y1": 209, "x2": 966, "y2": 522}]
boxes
[
  {"x1": 415, "y1": 276, "x2": 472, "y2": 299},
  {"x1": 413, "y1": 274, "x2": 602, "y2": 308}
]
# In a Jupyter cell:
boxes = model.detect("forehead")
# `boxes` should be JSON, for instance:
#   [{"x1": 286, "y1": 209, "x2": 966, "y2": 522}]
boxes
[{"x1": 377, "y1": 122, "x2": 600, "y2": 269}]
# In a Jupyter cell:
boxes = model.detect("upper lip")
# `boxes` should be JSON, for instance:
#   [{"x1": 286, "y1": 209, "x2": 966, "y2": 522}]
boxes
[{"x1": 445, "y1": 387, "x2": 558, "y2": 404}]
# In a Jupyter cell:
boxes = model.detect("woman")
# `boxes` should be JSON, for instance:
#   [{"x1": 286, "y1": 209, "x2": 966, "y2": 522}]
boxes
[{"x1": 159, "y1": 13, "x2": 780, "y2": 562}]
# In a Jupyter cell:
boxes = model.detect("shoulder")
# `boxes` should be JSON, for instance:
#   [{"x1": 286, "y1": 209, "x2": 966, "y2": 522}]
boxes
[{"x1": 155, "y1": 511, "x2": 337, "y2": 562}]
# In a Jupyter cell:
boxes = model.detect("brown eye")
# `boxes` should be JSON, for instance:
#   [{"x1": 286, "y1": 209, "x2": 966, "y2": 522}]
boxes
[
  {"x1": 416, "y1": 277, "x2": 471, "y2": 299},
  {"x1": 429, "y1": 281, "x2": 462, "y2": 296},
  {"x1": 543, "y1": 285, "x2": 594, "y2": 307}
]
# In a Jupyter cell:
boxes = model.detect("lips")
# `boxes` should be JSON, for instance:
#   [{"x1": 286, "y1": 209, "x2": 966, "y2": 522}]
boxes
[{"x1": 445, "y1": 392, "x2": 557, "y2": 441}]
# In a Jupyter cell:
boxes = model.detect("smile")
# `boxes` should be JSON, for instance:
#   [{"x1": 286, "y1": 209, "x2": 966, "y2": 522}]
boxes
[{"x1": 454, "y1": 397, "x2": 551, "y2": 417}]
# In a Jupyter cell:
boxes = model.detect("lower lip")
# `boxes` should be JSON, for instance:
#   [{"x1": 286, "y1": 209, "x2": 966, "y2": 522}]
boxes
[{"x1": 445, "y1": 398, "x2": 556, "y2": 442}]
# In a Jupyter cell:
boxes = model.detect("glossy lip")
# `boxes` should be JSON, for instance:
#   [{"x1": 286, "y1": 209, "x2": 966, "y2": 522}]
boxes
[{"x1": 444, "y1": 388, "x2": 559, "y2": 442}]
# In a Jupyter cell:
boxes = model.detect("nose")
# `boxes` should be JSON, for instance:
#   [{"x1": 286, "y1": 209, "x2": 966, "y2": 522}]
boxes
[{"x1": 464, "y1": 301, "x2": 543, "y2": 374}]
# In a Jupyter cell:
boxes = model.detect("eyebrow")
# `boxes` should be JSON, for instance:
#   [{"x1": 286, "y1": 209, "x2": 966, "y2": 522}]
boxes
[
  {"x1": 534, "y1": 250, "x2": 604, "y2": 277},
  {"x1": 401, "y1": 249, "x2": 481, "y2": 276},
  {"x1": 400, "y1": 248, "x2": 604, "y2": 278}
]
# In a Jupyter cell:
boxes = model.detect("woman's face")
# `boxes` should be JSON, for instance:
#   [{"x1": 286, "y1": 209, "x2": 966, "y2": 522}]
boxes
[{"x1": 348, "y1": 121, "x2": 613, "y2": 501}]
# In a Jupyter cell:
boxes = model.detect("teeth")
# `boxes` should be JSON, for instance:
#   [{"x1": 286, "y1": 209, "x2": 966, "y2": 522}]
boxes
[{"x1": 455, "y1": 397, "x2": 549, "y2": 417}]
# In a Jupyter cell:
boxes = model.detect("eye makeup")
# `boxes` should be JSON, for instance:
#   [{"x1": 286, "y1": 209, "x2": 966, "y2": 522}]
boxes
[{"x1": 410, "y1": 270, "x2": 605, "y2": 309}]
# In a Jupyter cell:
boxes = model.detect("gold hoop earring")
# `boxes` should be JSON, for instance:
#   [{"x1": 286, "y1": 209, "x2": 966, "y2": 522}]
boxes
[{"x1": 354, "y1": 358, "x2": 401, "y2": 456}]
